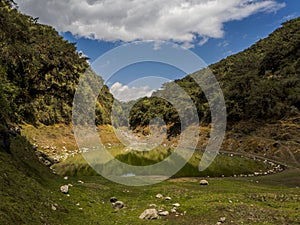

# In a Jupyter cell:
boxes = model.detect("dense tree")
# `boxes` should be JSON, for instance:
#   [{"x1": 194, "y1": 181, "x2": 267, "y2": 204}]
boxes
[
  {"x1": 0, "y1": 0, "x2": 114, "y2": 126},
  {"x1": 129, "y1": 17, "x2": 300, "y2": 133}
]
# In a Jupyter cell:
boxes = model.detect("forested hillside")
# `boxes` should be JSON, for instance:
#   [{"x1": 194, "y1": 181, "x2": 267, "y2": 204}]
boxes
[
  {"x1": 0, "y1": 0, "x2": 113, "y2": 127},
  {"x1": 129, "y1": 17, "x2": 300, "y2": 133}
]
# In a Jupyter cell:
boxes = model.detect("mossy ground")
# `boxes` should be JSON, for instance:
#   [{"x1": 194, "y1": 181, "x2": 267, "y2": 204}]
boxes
[{"x1": 1, "y1": 134, "x2": 300, "y2": 224}]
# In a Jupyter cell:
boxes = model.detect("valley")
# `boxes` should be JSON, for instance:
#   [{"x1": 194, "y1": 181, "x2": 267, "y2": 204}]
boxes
[{"x1": 0, "y1": 1, "x2": 300, "y2": 224}]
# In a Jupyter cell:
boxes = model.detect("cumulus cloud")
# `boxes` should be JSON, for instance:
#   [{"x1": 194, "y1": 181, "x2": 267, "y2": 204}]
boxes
[
  {"x1": 15, "y1": 0, "x2": 285, "y2": 46},
  {"x1": 110, "y1": 82, "x2": 154, "y2": 102}
]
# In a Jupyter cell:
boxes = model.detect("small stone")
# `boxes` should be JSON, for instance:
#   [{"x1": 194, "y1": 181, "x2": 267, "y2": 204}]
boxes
[
  {"x1": 165, "y1": 196, "x2": 171, "y2": 200},
  {"x1": 51, "y1": 204, "x2": 57, "y2": 211},
  {"x1": 139, "y1": 209, "x2": 158, "y2": 220},
  {"x1": 173, "y1": 203, "x2": 180, "y2": 207},
  {"x1": 44, "y1": 160, "x2": 52, "y2": 167},
  {"x1": 64, "y1": 176, "x2": 68, "y2": 180},
  {"x1": 76, "y1": 203, "x2": 80, "y2": 206},
  {"x1": 219, "y1": 217, "x2": 226, "y2": 223},
  {"x1": 149, "y1": 204, "x2": 157, "y2": 207},
  {"x1": 156, "y1": 193, "x2": 163, "y2": 199},
  {"x1": 68, "y1": 184, "x2": 73, "y2": 187},
  {"x1": 200, "y1": 180, "x2": 209, "y2": 185},
  {"x1": 78, "y1": 180, "x2": 84, "y2": 184},
  {"x1": 171, "y1": 208, "x2": 177, "y2": 213},
  {"x1": 158, "y1": 211, "x2": 169, "y2": 216},
  {"x1": 110, "y1": 197, "x2": 118, "y2": 203},
  {"x1": 60, "y1": 185, "x2": 69, "y2": 194},
  {"x1": 112, "y1": 201, "x2": 124, "y2": 210}
]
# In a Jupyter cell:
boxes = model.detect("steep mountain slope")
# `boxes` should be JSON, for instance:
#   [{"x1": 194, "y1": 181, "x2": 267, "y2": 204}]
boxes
[
  {"x1": 0, "y1": 0, "x2": 113, "y2": 127},
  {"x1": 0, "y1": 2, "x2": 115, "y2": 223},
  {"x1": 130, "y1": 17, "x2": 300, "y2": 130},
  {"x1": 128, "y1": 17, "x2": 300, "y2": 167}
]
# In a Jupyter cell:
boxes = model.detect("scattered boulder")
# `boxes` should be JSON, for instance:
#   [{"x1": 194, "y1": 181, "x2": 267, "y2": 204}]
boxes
[
  {"x1": 78, "y1": 180, "x2": 84, "y2": 184},
  {"x1": 110, "y1": 197, "x2": 118, "y2": 203},
  {"x1": 51, "y1": 204, "x2": 57, "y2": 211},
  {"x1": 158, "y1": 211, "x2": 169, "y2": 216},
  {"x1": 60, "y1": 185, "x2": 69, "y2": 194},
  {"x1": 173, "y1": 203, "x2": 180, "y2": 207},
  {"x1": 112, "y1": 201, "x2": 125, "y2": 210},
  {"x1": 43, "y1": 160, "x2": 52, "y2": 167},
  {"x1": 156, "y1": 193, "x2": 163, "y2": 199},
  {"x1": 139, "y1": 209, "x2": 159, "y2": 220},
  {"x1": 199, "y1": 179, "x2": 209, "y2": 185},
  {"x1": 149, "y1": 204, "x2": 157, "y2": 207},
  {"x1": 219, "y1": 217, "x2": 226, "y2": 223},
  {"x1": 165, "y1": 196, "x2": 171, "y2": 200},
  {"x1": 171, "y1": 208, "x2": 177, "y2": 213}
]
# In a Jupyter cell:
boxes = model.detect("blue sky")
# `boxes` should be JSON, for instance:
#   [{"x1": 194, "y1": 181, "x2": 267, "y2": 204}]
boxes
[
  {"x1": 60, "y1": 0, "x2": 299, "y2": 65},
  {"x1": 15, "y1": 0, "x2": 300, "y2": 101}
]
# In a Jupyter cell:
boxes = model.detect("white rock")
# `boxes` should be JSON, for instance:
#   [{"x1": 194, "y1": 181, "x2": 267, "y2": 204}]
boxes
[
  {"x1": 171, "y1": 208, "x2": 177, "y2": 213},
  {"x1": 112, "y1": 201, "x2": 125, "y2": 210},
  {"x1": 139, "y1": 209, "x2": 158, "y2": 220},
  {"x1": 219, "y1": 217, "x2": 226, "y2": 223},
  {"x1": 165, "y1": 196, "x2": 171, "y2": 200},
  {"x1": 64, "y1": 176, "x2": 68, "y2": 180},
  {"x1": 199, "y1": 180, "x2": 209, "y2": 185},
  {"x1": 158, "y1": 211, "x2": 169, "y2": 216},
  {"x1": 51, "y1": 204, "x2": 57, "y2": 211},
  {"x1": 173, "y1": 203, "x2": 180, "y2": 207},
  {"x1": 60, "y1": 185, "x2": 69, "y2": 194},
  {"x1": 156, "y1": 193, "x2": 163, "y2": 199}
]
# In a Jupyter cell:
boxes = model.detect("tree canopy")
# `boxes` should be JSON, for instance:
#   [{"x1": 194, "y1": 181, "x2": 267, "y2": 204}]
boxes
[{"x1": 0, "y1": 0, "x2": 114, "y2": 126}]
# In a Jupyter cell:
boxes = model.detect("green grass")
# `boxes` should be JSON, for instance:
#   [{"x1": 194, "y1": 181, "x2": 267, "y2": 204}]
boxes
[{"x1": 1, "y1": 137, "x2": 300, "y2": 224}]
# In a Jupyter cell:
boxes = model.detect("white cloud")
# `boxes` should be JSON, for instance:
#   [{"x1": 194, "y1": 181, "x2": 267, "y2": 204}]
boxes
[
  {"x1": 218, "y1": 40, "x2": 229, "y2": 48},
  {"x1": 110, "y1": 82, "x2": 154, "y2": 102},
  {"x1": 15, "y1": 0, "x2": 285, "y2": 46}
]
